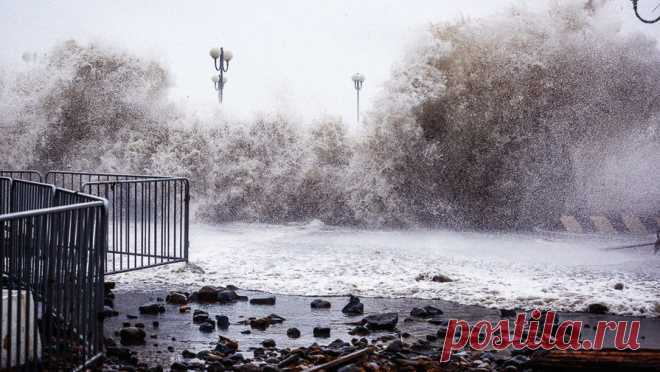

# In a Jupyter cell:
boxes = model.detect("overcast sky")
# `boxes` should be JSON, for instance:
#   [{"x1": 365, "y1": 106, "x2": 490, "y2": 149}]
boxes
[{"x1": 0, "y1": 0, "x2": 657, "y2": 124}]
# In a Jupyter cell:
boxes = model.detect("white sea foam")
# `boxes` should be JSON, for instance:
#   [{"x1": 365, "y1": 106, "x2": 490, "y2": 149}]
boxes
[{"x1": 111, "y1": 223, "x2": 660, "y2": 316}]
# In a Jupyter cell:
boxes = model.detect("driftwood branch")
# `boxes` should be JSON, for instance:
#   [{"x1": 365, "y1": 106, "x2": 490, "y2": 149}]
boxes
[{"x1": 303, "y1": 347, "x2": 374, "y2": 372}]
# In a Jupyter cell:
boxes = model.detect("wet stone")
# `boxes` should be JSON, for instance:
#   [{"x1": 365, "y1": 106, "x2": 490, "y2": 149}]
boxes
[
  {"x1": 217, "y1": 289, "x2": 240, "y2": 303},
  {"x1": 310, "y1": 299, "x2": 331, "y2": 309},
  {"x1": 262, "y1": 339, "x2": 276, "y2": 348},
  {"x1": 286, "y1": 327, "x2": 301, "y2": 339},
  {"x1": 139, "y1": 303, "x2": 165, "y2": 315},
  {"x1": 362, "y1": 312, "x2": 398, "y2": 331},
  {"x1": 313, "y1": 327, "x2": 331, "y2": 338},
  {"x1": 216, "y1": 315, "x2": 230, "y2": 329},
  {"x1": 119, "y1": 327, "x2": 146, "y2": 346},
  {"x1": 197, "y1": 286, "x2": 221, "y2": 302},
  {"x1": 200, "y1": 321, "x2": 216, "y2": 333},
  {"x1": 166, "y1": 291, "x2": 188, "y2": 305},
  {"x1": 586, "y1": 303, "x2": 609, "y2": 314},
  {"x1": 250, "y1": 296, "x2": 276, "y2": 305},
  {"x1": 341, "y1": 295, "x2": 364, "y2": 315}
]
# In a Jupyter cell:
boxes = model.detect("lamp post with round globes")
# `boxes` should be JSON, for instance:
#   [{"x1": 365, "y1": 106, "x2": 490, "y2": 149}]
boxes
[
  {"x1": 351, "y1": 73, "x2": 365, "y2": 123},
  {"x1": 209, "y1": 47, "x2": 233, "y2": 103}
]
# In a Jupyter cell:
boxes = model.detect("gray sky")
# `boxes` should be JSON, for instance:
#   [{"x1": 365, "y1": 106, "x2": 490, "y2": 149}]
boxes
[{"x1": 0, "y1": 0, "x2": 656, "y2": 124}]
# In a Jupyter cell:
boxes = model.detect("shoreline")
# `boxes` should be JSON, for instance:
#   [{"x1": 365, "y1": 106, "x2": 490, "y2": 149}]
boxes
[{"x1": 100, "y1": 284, "x2": 660, "y2": 371}]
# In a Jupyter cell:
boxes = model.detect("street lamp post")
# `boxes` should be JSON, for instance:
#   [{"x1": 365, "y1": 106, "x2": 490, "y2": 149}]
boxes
[
  {"x1": 351, "y1": 73, "x2": 365, "y2": 123},
  {"x1": 211, "y1": 75, "x2": 228, "y2": 103},
  {"x1": 209, "y1": 47, "x2": 233, "y2": 103}
]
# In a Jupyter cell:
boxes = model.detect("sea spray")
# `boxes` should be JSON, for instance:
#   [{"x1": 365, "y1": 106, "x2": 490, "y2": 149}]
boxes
[{"x1": 0, "y1": 2, "x2": 658, "y2": 229}]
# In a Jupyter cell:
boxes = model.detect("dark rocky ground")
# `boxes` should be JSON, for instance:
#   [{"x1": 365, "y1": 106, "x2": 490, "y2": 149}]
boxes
[{"x1": 99, "y1": 283, "x2": 660, "y2": 372}]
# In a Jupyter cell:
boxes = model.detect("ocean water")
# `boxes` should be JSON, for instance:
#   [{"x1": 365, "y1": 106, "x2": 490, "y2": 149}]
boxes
[{"x1": 111, "y1": 221, "x2": 660, "y2": 316}]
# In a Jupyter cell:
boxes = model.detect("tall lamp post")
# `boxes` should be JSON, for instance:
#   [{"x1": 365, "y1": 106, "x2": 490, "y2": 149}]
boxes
[
  {"x1": 211, "y1": 75, "x2": 228, "y2": 103},
  {"x1": 351, "y1": 73, "x2": 365, "y2": 123},
  {"x1": 209, "y1": 47, "x2": 233, "y2": 103}
]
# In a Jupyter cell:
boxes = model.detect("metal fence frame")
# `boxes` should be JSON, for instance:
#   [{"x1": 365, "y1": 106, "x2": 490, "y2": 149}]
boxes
[
  {"x1": 46, "y1": 171, "x2": 190, "y2": 274},
  {"x1": 0, "y1": 171, "x2": 42, "y2": 183},
  {"x1": 82, "y1": 177, "x2": 190, "y2": 274},
  {"x1": 1, "y1": 180, "x2": 107, "y2": 370}
]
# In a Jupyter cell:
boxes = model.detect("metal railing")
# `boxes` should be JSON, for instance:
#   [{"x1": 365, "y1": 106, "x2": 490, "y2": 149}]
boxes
[
  {"x1": 82, "y1": 177, "x2": 189, "y2": 274},
  {"x1": 46, "y1": 171, "x2": 190, "y2": 274},
  {"x1": 1, "y1": 180, "x2": 107, "y2": 370},
  {"x1": 0, "y1": 171, "x2": 42, "y2": 183}
]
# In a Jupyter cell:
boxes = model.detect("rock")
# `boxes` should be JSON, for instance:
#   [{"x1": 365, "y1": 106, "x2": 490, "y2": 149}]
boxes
[
  {"x1": 432, "y1": 274, "x2": 453, "y2": 283},
  {"x1": 166, "y1": 292, "x2": 188, "y2": 304},
  {"x1": 500, "y1": 309, "x2": 517, "y2": 317},
  {"x1": 250, "y1": 296, "x2": 276, "y2": 305},
  {"x1": 410, "y1": 306, "x2": 442, "y2": 318},
  {"x1": 313, "y1": 327, "x2": 331, "y2": 338},
  {"x1": 106, "y1": 346, "x2": 131, "y2": 360},
  {"x1": 197, "y1": 286, "x2": 220, "y2": 302},
  {"x1": 215, "y1": 336, "x2": 238, "y2": 354},
  {"x1": 217, "y1": 289, "x2": 240, "y2": 303},
  {"x1": 586, "y1": 303, "x2": 609, "y2": 314},
  {"x1": 102, "y1": 306, "x2": 119, "y2": 318},
  {"x1": 614, "y1": 283, "x2": 624, "y2": 290},
  {"x1": 241, "y1": 330, "x2": 251, "y2": 335},
  {"x1": 505, "y1": 355, "x2": 530, "y2": 368},
  {"x1": 311, "y1": 299, "x2": 331, "y2": 309},
  {"x1": 179, "y1": 305, "x2": 191, "y2": 313},
  {"x1": 193, "y1": 310, "x2": 210, "y2": 323},
  {"x1": 267, "y1": 313, "x2": 286, "y2": 324},
  {"x1": 287, "y1": 328, "x2": 301, "y2": 338},
  {"x1": 424, "y1": 305, "x2": 443, "y2": 316},
  {"x1": 216, "y1": 315, "x2": 230, "y2": 329},
  {"x1": 278, "y1": 354, "x2": 300, "y2": 368},
  {"x1": 385, "y1": 340, "x2": 404, "y2": 353},
  {"x1": 655, "y1": 303, "x2": 660, "y2": 314},
  {"x1": 120, "y1": 327, "x2": 146, "y2": 346},
  {"x1": 170, "y1": 362, "x2": 188, "y2": 371},
  {"x1": 182, "y1": 349, "x2": 196, "y2": 359},
  {"x1": 200, "y1": 321, "x2": 216, "y2": 333},
  {"x1": 249, "y1": 317, "x2": 271, "y2": 330},
  {"x1": 134, "y1": 323, "x2": 145, "y2": 328},
  {"x1": 126, "y1": 314, "x2": 138, "y2": 319},
  {"x1": 341, "y1": 295, "x2": 364, "y2": 315},
  {"x1": 262, "y1": 339, "x2": 276, "y2": 348},
  {"x1": 348, "y1": 326, "x2": 370, "y2": 336},
  {"x1": 415, "y1": 273, "x2": 453, "y2": 282},
  {"x1": 152, "y1": 321, "x2": 159, "y2": 328},
  {"x1": 337, "y1": 364, "x2": 361, "y2": 372},
  {"x1": 139, "y1": 303, "x2": 165, "y2": 315},
  {"x1": 362, "y1": 312, "x2": 398, "y2": 331}
]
